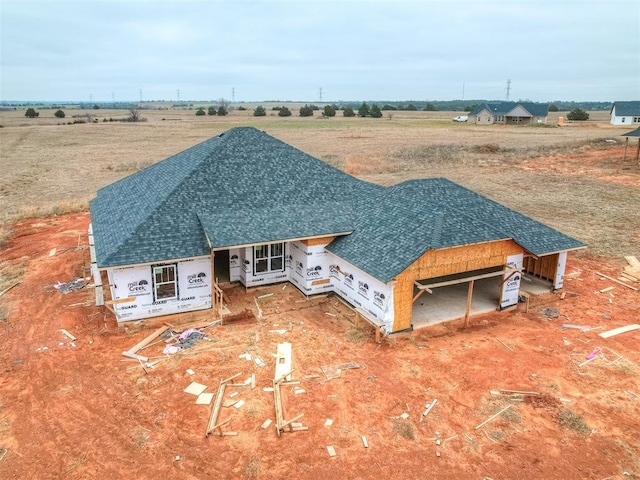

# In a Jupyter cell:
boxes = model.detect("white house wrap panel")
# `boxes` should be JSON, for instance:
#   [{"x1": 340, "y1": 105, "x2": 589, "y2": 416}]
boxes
[{"x1": 109, "y1": 257, "x2": 211, "y2": 322}]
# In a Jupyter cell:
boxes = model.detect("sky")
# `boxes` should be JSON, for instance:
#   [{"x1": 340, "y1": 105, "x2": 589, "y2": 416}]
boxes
[{"x1": 1, "y1": 0, "x2": 638, "y2": 103}]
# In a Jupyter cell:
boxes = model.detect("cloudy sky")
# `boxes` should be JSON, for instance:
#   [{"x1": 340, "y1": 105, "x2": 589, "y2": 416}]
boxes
[{"x1": 1, "y1": 0, "x2": 638, "y2": 102}]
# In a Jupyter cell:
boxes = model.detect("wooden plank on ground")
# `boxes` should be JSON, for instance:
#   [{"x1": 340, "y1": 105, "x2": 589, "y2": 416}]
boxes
[
  {"x1": 275, "y1": 342, "x2": 293, "y2": 382},
  {"x1": 60, "y1": 329, "x2": 77, "y2": 341},
  {"x1": 326, "y1": 446, "x2": 337, "y2": 457},
  {"x1": 475, "y1": 405, "x2": 512, "y2": 430},
  {"x1": 124, "y1": 325, "x2": 169, "y2": 356},
  {"x1": 595, "y1": 271, "x2": 639, "y2": 291},
  {"x1": 599, "y1": 324, "x2": 640, "y2": 339},
  {"x1": 624, "y1": 256, "x2": 640, "y2": 270}
]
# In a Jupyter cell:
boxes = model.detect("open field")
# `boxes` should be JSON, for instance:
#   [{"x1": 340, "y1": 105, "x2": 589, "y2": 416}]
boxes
[
  {"x1": 1, "y1": 106, "x2": 638, "y2": 258},
  {"x1": 0, "y1": 106, "x2": 639, "y2": 479}
]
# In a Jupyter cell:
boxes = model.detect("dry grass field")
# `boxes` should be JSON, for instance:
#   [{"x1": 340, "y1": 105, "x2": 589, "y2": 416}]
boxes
[
  {"x1": 1, "y1": 105, "x2": 639, "y2": 479},
  {"x1": 0, "y1": 106, "x2": 637, "y2": 259}
]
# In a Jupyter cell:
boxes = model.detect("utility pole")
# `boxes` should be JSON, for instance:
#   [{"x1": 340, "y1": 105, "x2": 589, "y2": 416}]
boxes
[
  {"x1": 89, "y1": 93, "x2": 93, "y2": 104},
  {"x1": 139, "y1": 89, "x2": 143, "y2": 102},
  {"x1": 505, "y1": 79, "x2": 512, "y2": 100},
  {"x1": 319, "y1": 87, "x2": 323, "y2": 103},
  {"x1": 232, "y1": 87, "x2": 235, "y2": 102},
  {"x1": 177, "y1": 89, "x2": 180, "y2": 102}
]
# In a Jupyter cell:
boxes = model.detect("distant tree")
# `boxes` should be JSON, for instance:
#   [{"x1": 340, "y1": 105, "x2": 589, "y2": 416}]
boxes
[
  {"x1": 195, "y1": 107, "x2": 206, "y2": 116},
  {"x1": 54, "y1": 109, "x2": 65, "y2": 118},
  {"x1": 343, "y1": 106, "x2": 355, "y2": 117},
  {"x1": 381, "y1": 104, "x2": 397, "y2": 111},
  {"x1": 299, "y1": 104, "x2": 314, "y2": 117},
  {"x1": 207, "y1": 106, "x2": 217, "y2": 115},
  {"x1": 126, "y1": 107, "x2": 145, "y2": 122},
  {"x1": 272, "y1": 106, "x2": 282, "y2": 111},
  {"x1": 93, "y1": 104, "x2": 100, "y2": 110},
  {"x1": 253, "y1": 105, "x2": 266, "y2": 117},
  {"x1": 323, "y1": 105, "x2": 336, "y2": 117},
  {"x1": 310, "y1": 104, "x2": 319, "y2": 111},
  {"x1": 405, "y1": 104, "x2": 418, "y2": 111},
  {"x1": 567, "y1": 108, "x2": 589, "y2": 121},
  {"x1": 278, "y1": 106, "x2": 292, "y2": 117},
  {"x1": 25, "y1": 107, "x2": 39, "y2": 118},
  {"x1": 358, "y1": 102, "x2": 370, "y2": 117},
  {"x1": 217, "y1": 98, "x2": 230, "y2": 116},
  {"x1": 370, "y1": 104, "x2": 383, "y2": 118},
  {"x1": 548, "y1": 103, "x2": 559, "y2": 112},
  {"x1": 464, "y1": 104, "x2": 477, "y2": 112},
  {"x1": 423, "y1": 103, "x2": 437, "y2": 111},
  {"x1": 237, "y1": 106, "x2": 247, "y2": 111}
]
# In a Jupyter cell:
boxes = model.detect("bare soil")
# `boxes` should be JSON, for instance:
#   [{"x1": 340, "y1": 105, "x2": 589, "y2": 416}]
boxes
[{"x1": 0, "y1": 212, "x2": 639, "y2": 479}]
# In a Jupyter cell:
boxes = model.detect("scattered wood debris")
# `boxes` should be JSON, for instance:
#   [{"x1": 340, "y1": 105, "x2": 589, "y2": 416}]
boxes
[
  {"x1": 595, "y1": 271, "x2": 639, "y2": 291},
  {"x1": 60, "y1": 329, "x2": 77, "y2": 341},
  {"x1": 320, "y1": 362, "x2": 360, "y2": 380},
  {"x1": 326, "y1": 446, "x2": 337, "y2": 457}
]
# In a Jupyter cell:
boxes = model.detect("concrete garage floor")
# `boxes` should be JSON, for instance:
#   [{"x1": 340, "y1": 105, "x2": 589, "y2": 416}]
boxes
[{"x1": 411, "y1": 275, "x2": 552, "y2": 329}]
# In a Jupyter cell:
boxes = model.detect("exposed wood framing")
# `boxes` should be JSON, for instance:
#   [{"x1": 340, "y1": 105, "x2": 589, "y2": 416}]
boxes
[
  {"x1": 393, "y1": 239, "x2": 523, "y2": 331},
  {"x1": 206, "y1": 373, "x2": 243, "y2": 437},
  {"x1": 414, "y1": 269, "x2": 505, "y2": 291},
  {"x1": 463, "y1": 280, "x2": 475, "y2": 328}
]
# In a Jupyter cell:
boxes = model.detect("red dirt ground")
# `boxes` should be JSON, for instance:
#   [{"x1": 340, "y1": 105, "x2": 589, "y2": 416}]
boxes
[{"x1": 1, "y1": 213, "x2": 639, "y2": 480}]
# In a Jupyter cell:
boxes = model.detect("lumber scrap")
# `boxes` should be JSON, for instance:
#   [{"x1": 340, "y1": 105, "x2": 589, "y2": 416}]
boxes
[
  {"x1": 0, "y1": 281, "x2": 20, "y2": 298},
  {"x1": 274, "y1": 342, "x2": 293, "y2": 382},
  {"x1": 60, "y1": 329, "x2": 77, "y2": 341},
  {"x1": 599, "y1": 324, "x2": 640, "y2": 339},
  {"x1": 121, "y1": 351, "x2": 149, "y2": 362},
  {"x1": 495, "y1": 337, "x2": 514, "y2": 352},
  {"x1": 205, "y1": 373, "x2": 243, "y2": 437},
  {"x1": 475, "y1": 405, "x2": 512, "y2": 430},
  {"x1": 595, "y1": 271, "x2": 639, "y2": 291},
  {"x1": 624, "y1": 256, "x2": 640, "y2": 270},
  {"x1": 123, "y1": 325, "x2": 169, "y2": 358},
  {"x1": 104, "y1": 296, "x2": 136, "y2": 305}
]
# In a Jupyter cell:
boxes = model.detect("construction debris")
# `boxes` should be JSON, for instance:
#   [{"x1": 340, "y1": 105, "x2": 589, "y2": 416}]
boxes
[
  {"x1": 562, "y1": 324, "x2": 595, "y2": 332},
  {"x1": 60, "y1": 329, "x2": 77, "y2": 341},
  {"x1": 320, "y1": 362, "x2": 360, "y2": 380},
  {"x1": 327, "y1": 446, "x2": 337, "y2": 457},
  {"x1": 475, "y1": 405, "x2": 512, "y2": 430},
  {"x1": 205, "y1": 373, "x2": 246, "y2": 438},
  {"x1": 421, "y1": 399, "x2": 438, "y2": 419},
  {"x1": 595, "y1": 271, "x2": 639, "y2": 291},
  {"x1": 599, "y1": 324, "x2": 640, "y2": 339},
  {"x1": 53, "y1": 278, "x2": 84, "y2": 294},
  {"x1": 495, "y1": 337, "x2": 514, "y2": 352},
  {"x1": 184, "y1": 382, "x2": 208, "y2": 396}
]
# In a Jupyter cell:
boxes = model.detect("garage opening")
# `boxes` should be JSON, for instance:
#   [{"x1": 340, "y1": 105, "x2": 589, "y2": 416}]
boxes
[{"x1": 412, "y1": 266, "x2": 505, "y2": 329}]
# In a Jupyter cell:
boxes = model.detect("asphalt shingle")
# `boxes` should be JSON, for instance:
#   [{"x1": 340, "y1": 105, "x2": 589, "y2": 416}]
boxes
[{"x1": 91, "y1": 127, "x2": 584, "y2": 284}]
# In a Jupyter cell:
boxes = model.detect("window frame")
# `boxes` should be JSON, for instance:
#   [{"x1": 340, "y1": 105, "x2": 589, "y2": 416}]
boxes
[
  {"x1": 253, "y1": 242, "x2": 285, "y2": 276},
  {"x1": 152, "y1": 263, "x2": 178, "y2": 302}
]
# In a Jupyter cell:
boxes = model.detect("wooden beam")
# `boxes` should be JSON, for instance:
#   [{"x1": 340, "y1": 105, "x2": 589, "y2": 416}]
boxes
[
  {"x1": 595, "y1": 271, "x2": 639, "y2": 291},
  {"x1": 124, "y1": 325, "x2": 169, "y2": 356},
  {"x1": 416, "y1": 270, "x2": 505, "y2": 291},
  {"x1": 463, "y1": 280, "x2": 474, "y2": 328},
  {"x1": 104, "y1": 296, "x2": 136, "y2": 305}
]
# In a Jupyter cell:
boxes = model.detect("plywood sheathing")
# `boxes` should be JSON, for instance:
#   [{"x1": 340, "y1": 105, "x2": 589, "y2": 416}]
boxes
[
  {"x1": 523, "y1": 253, "x2": 558, "y2": 282},
  {"x1": 393, "y1": 240, "x2": 523, "y2": 331}
]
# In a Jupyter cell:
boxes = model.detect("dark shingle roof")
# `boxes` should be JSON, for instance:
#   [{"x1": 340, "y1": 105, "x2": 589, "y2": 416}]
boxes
[
  {"x1": 469, "y1": 102, "x2": 548, "y2": 117},
  {"x1": 612, "y1": 101, "x2": 640, "y2": 116},
  {"x1": 622, "y1": 127, "x2": 640, "y2": 137},
  {"x1": 90, "y1": 127, "x2": 380, "y2": 267},
  {"x1": 91, "y1": 127, "x2": 584, "y2": 283},
  {"x1": 326, "y1": 179, "x2": 584, "y2": 283}
]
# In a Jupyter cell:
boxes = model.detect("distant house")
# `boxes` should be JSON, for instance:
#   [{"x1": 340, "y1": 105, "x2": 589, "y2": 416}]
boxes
[
  {"x1": 468, "y1": 102, "x2": 549, "y2": 125},
  {"x1": 610, "y1": 101, "x2": 640, "y2": 126},
  {"x1": 89, "y1": 127, "x2": 584, "y2": 334}
]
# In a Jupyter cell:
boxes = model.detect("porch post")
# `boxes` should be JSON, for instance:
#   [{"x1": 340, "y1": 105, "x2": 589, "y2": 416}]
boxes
[{"x1": 464, "y1": 280, "x2": 474, "y2": 328}]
